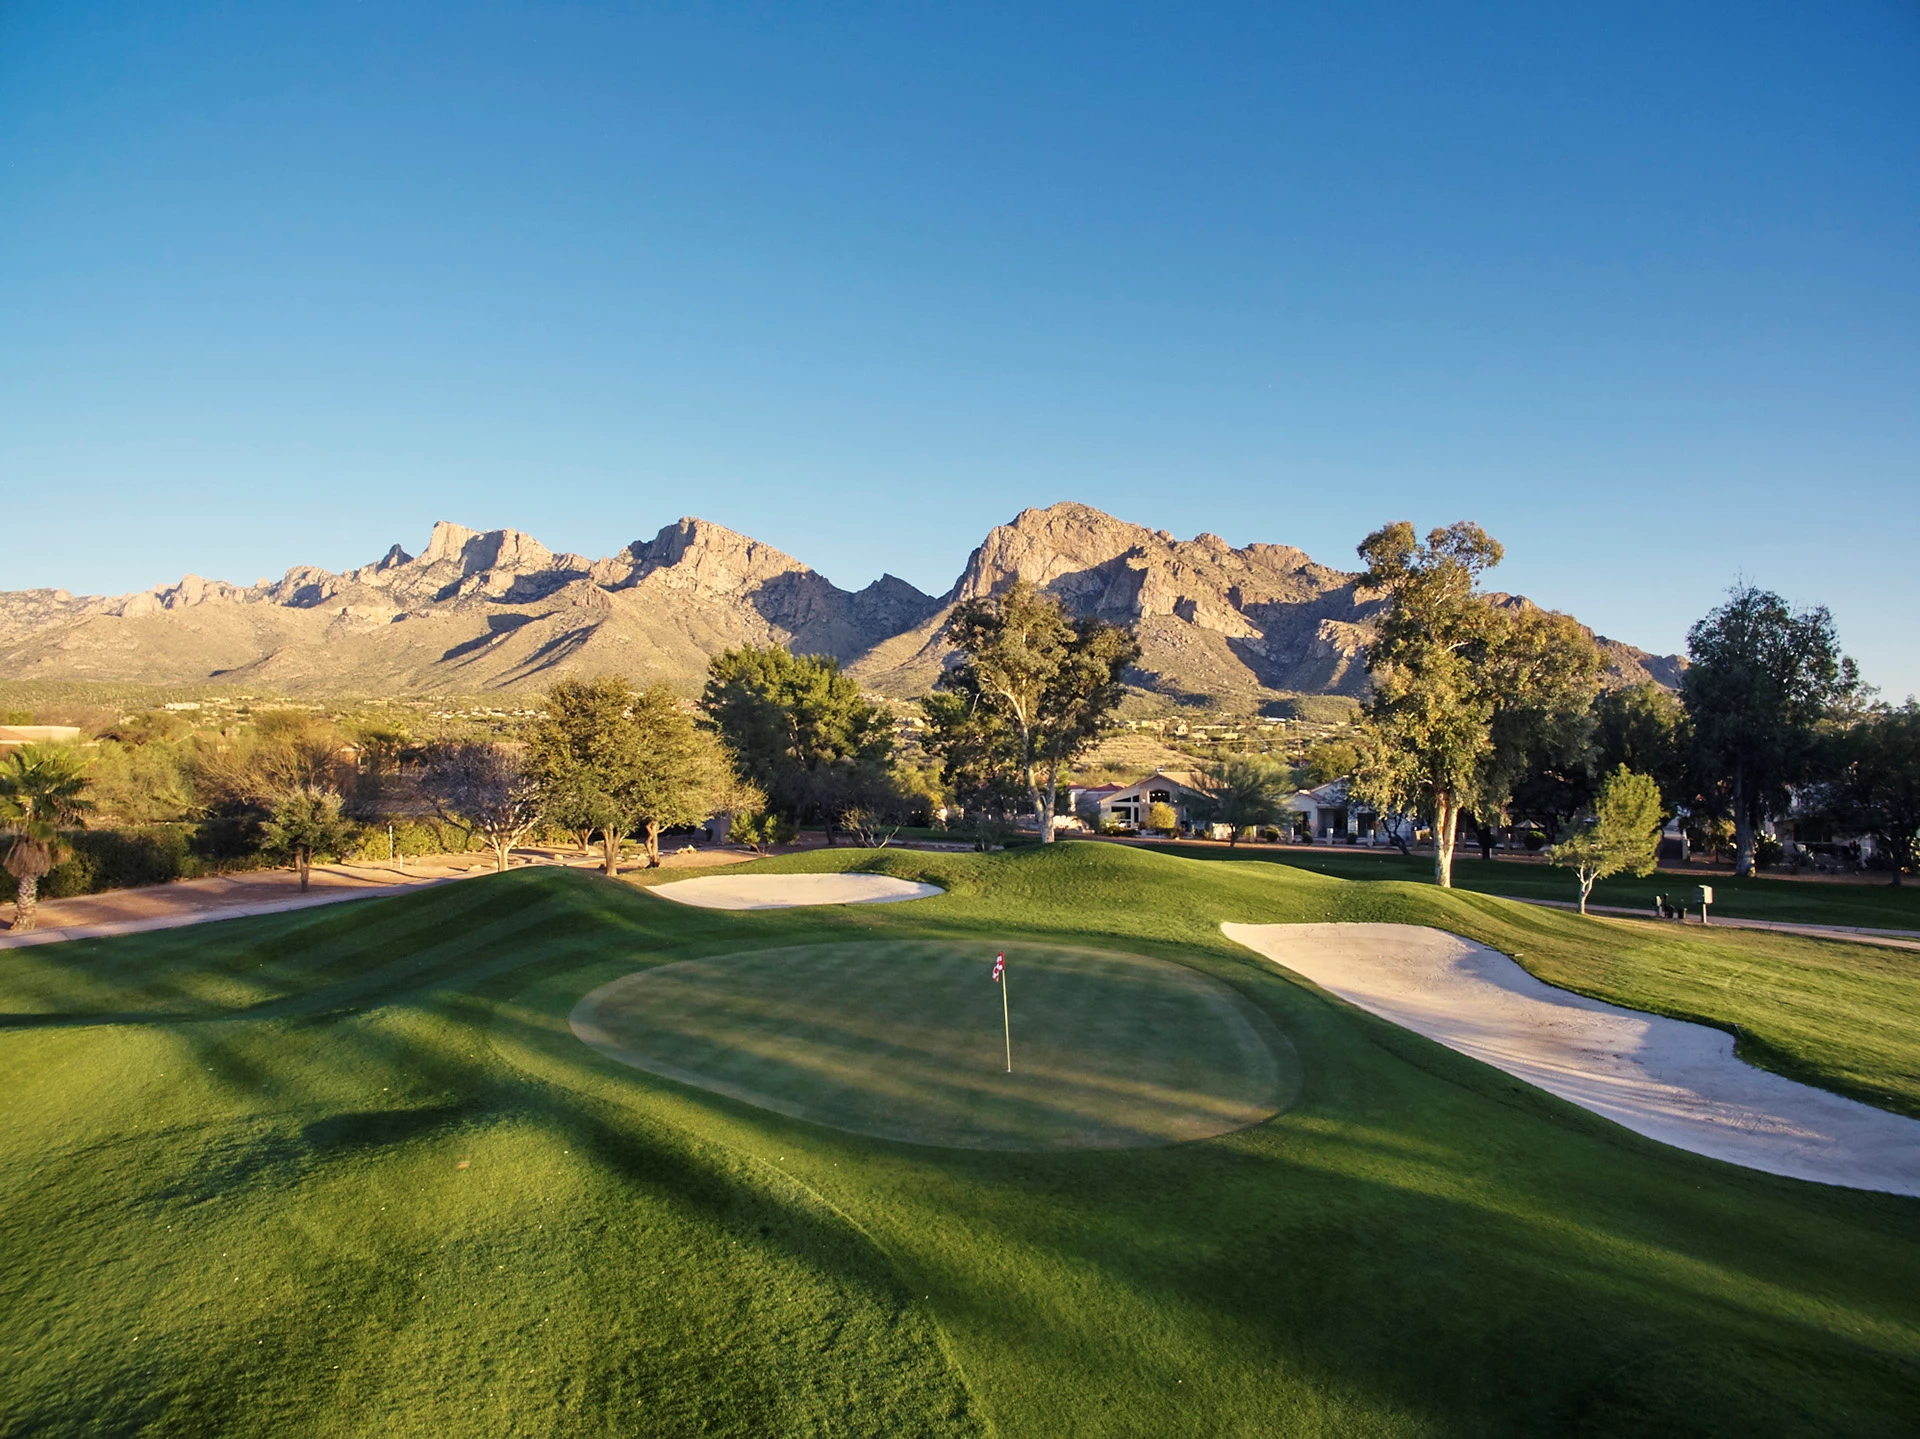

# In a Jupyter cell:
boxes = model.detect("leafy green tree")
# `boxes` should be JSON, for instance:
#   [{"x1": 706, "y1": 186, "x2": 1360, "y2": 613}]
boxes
[
  {"x1": 261, "y1": 788, "x2": 357, "y2": 892},
  {"x1": 1146, "y1": 800, "x2": 1180, "y2": 835},
  {"x1": 1684, "y1": 585, "x2": 1857, "y2": 877},
  {"x1": 1349, "y1": 522, "x2": 1600, "y2": 888},
  {"x1": 1547, "y1": 766, "x2": 1663, "y2": 915},
  {"x1": 1593, "y1": 682, "x2": 1687, "y2": 811},
  {"x1": 1482, "y1": 605, "x2": 1606, "y2": 847},
  {"x1": 702, "y1": 647, "x2": 894, "y2": 831},
  {"x1": 87, "y1": 735, "x2": 199, "y2": 824},
  {"x1": 1300, "y1": 741, "x2": 1360, "y2": 787},
  {"x1": 1195, "y1": 754, "x2": 1294, "y2": 847},
  {"x1": 927, "y1": 581, "x2": 1140, "y2": 844},
  {"x1": 0, "y1": 744, "x2": 95, "y2": 930},
  {"x1": 529, "y1": 677, "x2": 729, "y2": 873},
  {"x1": 1829, "y1": 703, "x2": 1920, "y2": 884},
  {"x1": 728, "y1": 809, "x2": 795, "y2": 856},
  {"x1": 920, "y1": 690, "x2": 1028, "y2": 828},
  {"x1": 418, "y1": 742, "x2": 543, "y2": 873}
]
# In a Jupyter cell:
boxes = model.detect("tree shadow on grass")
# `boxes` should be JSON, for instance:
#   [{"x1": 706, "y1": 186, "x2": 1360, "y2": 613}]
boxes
[{"x1": 483, "y1": 935, "x2": 1920, "y2": 1438}]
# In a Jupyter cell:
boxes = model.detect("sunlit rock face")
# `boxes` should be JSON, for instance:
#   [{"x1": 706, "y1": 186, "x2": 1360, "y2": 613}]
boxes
[{"x1": 0, "y1": 504, "x2": 1680, "y2": 699}]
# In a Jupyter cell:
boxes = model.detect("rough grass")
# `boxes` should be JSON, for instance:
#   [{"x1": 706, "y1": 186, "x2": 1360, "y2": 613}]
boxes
[
  {"x1": 1129, "y1": 839, "x2": 1920, "y2": 930},
  {"x1": 1, "y1": 843, "x2": 1917, "y2": 1436}
]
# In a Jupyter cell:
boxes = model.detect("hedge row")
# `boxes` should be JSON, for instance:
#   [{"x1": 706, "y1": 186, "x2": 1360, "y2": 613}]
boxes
[{"x1": 0, "y1": 823, "x2": 278, "y2": 903}]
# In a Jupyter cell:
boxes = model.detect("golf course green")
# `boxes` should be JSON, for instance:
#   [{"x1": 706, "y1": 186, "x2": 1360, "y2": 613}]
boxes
[
  {"x1": 2, "y1": 842, "x2": 1917, "y2": 1435},
  {"x1": 573, "y1": 940, "x2": 1293, "y2": 1149}
]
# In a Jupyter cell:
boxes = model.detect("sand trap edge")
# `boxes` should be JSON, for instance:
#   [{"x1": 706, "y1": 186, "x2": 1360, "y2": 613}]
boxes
[
  {"x1": 648, "y1": 873, "x2": 944, "y2": 910},
  {"x1": 1224, "y1": 920, "x2": 1920, "y2": 1196}
]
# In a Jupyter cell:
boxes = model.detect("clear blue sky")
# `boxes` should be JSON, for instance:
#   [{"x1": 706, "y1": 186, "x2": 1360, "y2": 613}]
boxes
[{"x1": 3, "y1": 2, "x2": 1916, "y2": 695}]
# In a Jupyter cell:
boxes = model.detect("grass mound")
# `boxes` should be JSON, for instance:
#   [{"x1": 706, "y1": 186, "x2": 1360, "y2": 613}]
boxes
[
  {"x1": 573, "y1": 940, "x2": 1293, "y2": 1149},
  {"x1": 1, "y1": 842, "x2": 1916, "y2": 1436}
]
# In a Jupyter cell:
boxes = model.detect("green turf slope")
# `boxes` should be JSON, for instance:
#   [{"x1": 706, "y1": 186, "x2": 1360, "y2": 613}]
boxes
[
  {"x1": 1132, "y1": 840, "x2": 1920, "y2": 931},
  {"x1": 1, "y1": 844, "x2": 1916, "y2": 1437}
]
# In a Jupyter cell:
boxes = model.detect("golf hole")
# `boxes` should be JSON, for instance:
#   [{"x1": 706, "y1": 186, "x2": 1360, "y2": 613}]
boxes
[{"x1": 571, "y1": 941, "x2": 1297, "y2": 1151}]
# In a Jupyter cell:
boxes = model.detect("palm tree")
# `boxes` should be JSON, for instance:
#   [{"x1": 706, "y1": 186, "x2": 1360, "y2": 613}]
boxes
[
  {"x1": 0, "y1": 744, "x2": 95, "y2": 931},
  {"x1": 1194, "y1": 754, "x2": 1294, "y2": 847}
]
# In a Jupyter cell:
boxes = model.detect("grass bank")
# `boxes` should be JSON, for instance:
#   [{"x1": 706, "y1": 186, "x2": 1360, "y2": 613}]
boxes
[{"x1": 1126, "y1": 837, "x2": 1920, "y2": 930}]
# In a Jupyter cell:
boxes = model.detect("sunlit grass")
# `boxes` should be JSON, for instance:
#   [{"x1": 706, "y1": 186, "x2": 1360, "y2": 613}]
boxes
[{"x1": 1, "y1": 843, "x2": 1916, "y2": 1435}]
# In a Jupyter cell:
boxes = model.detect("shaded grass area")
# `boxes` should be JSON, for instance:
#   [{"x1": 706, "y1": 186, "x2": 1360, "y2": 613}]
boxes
[
  {"x1": 1126, "y1": 838, "x2": 1920, "y2": 930},
  {"x1": 0, "y1": 844, "x2": 1916, "y2": 1435}
]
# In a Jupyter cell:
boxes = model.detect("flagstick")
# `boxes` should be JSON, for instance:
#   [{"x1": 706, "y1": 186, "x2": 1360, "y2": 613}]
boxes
[{"x1": 1001, "y1": 961, "x2": 1012, "y2": 1074}]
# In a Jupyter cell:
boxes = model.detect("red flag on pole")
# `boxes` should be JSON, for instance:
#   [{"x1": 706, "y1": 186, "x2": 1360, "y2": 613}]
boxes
[{"x1": 992, "y1": 953, "x2": 1010, "y2": 1071}]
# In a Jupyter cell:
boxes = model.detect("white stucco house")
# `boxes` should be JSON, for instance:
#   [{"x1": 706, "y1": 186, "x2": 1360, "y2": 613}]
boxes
[
  {"x1": 1070, "y1": 771, "x2": 1209, "y2": 831},
  {"x1": 1285, "y1": 781, "x2": 1406, "y2": 844}
]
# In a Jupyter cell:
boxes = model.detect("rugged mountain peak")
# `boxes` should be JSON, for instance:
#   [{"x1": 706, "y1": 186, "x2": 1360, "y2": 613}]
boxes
[
  {"x1": 848, "y1": 573, "x2": 943, "y2": 635},
  {"x1": 414, "y1": 522, "x2": 555, "y2": 579},
  {"x1": 113, "y1": 573, "x2": 252, "y2": 617},
  {"x1": 0, "y1": 502, "x2": 1685, "y2": 700},
  {"x1": 419, "y1": 521, "x2": 481, "y2": 567},
  {"x1": 618, "y1": 517, "x2": 812, "y2": 594},
  {"x1": 953, "y1": 502, "x2": 1160, "y2": 601}
]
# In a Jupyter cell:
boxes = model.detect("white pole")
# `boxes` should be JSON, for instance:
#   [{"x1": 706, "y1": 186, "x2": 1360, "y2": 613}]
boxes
[{"x1": 1001, "y1": 960, "x2": 1012, "y2": 1074}]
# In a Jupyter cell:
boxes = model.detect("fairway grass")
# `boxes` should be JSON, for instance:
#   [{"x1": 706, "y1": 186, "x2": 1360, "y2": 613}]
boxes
[
  {"x1": 3, "y1": 843, "x2": 1918, "y2": 1435},
  {"x1": 1132, "y1": 839, "x2": 1920, "y2": 931},
  {"x1": 573, "y1": 941, "x2": 1292, "y2": 1149}
]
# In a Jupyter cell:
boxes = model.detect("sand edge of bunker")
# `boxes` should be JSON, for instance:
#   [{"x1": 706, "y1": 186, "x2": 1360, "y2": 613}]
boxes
[
  {"x1": 647, "y1": 873, "x2": 944, "y2": 910},
  {"x1": 1226, "y1": 920, "x2": 1920, "y2": 1196},
  {"x1": 571, "y1": 939, "x2": 1299, "y2": 1152}
]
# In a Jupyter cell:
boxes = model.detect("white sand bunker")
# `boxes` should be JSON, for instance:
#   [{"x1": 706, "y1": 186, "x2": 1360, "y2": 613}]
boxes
[
  {"x1": 1224, "y1": 922, "x2": 1920, "y2": 1196},
  {"x1": 649, "y1": 873, "x2": 943, "y2": 910}
]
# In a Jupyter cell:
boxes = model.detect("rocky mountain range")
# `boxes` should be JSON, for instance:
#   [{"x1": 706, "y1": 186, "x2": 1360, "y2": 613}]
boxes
[{"x1": 0, "y1": 503, "x2": 1683, "y2": 704}]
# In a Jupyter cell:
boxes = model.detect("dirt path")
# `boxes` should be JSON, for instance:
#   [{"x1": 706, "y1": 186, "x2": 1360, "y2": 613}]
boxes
[
  {"x1": 0, "y1": 844, "x2": 772, "y2": 950},
  {"x1": 1509, "y1": 898, "x2": 1920, "y2": 951},
  {"x1": 1224, "y1": 921, "x2": 1920, "y2": 1196}
]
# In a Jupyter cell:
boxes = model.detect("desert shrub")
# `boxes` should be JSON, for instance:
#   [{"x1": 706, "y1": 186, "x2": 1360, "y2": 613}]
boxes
[
  {"x1": 0, "y1": 823, "x2": 280, "y2": 903},
  {"x1": 342, "y1": 817, "x2": 476, "y2": 861},
  {"x1": 728, "y1": 811, "x2": 798, "y2": 854}
]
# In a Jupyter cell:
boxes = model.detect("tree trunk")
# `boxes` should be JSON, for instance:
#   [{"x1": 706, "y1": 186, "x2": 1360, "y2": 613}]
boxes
[
  {"x1": 577, "y1": 828, "x2": 595, "y2": 855},
  {"x1": 297, "y1": 850, "x2": 311, "y2": 892},
  {"x1": 1578, "y1": 870, "x2": 1594, "y2": 916},
  {"x1": 11, "y1": 873, "x2": 38, "y2": 931},
  {"x1": 645, "y1": 821, "x2": 662, "y2": 868},
  {"x1": 491, "y1": 837, "x2": 511, "y2": 872},
  {"x1": 600, "y1": 827, "x2": 621, "y2": 877},
  {"x1": 1732, "y1": 758, "x2": 1755, "y2": 878},
  {"x1": 1028, "y1": 747, "x2": 1056, "y2": 845},
  {"x1": 1433, "y1": 792, "x2": 1459, "y2": 889}
]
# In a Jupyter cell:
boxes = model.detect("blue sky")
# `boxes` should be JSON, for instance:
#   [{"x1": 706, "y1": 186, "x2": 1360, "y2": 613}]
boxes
[{"x1": 2, "y1": 2, "x2": 1916, "y2": 695}]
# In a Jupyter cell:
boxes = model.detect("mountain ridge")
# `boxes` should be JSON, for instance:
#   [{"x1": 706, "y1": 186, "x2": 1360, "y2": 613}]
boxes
[{"x1": 0, "y1": 504, "x2": 1684, "y2": 702}]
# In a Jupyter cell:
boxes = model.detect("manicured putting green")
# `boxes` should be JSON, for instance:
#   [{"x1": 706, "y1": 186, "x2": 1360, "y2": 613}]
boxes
[{"x1": 572, "y1": 940, "x2": 1296, "y2": 1150}]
